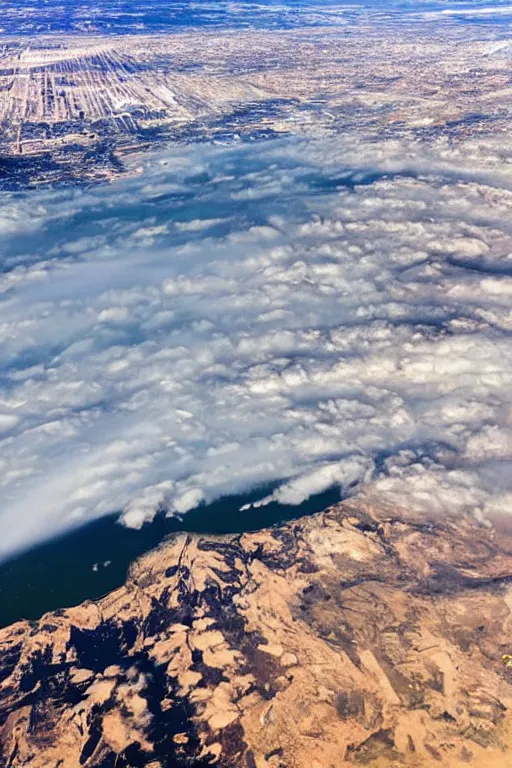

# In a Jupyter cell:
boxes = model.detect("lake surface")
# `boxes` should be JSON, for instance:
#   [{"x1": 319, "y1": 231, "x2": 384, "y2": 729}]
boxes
[{"x1": 0, "y1": 484, "x2": 341, "y2": 628}]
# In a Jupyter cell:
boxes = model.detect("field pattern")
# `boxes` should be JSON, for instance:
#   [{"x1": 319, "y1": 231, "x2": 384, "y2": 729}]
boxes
[{"x1": 1, "y1": 20, "x2": 512, "y2": 185}]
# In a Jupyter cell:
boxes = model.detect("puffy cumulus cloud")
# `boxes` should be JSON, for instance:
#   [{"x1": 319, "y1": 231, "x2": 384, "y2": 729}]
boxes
[{"x1": 1, "y1": 135, "x2": 512, "y2": 559}]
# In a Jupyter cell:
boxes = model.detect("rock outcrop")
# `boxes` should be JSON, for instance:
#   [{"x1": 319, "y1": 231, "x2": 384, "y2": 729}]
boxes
[{"x1": 2, "y1": 499, "x2": 512, "y2": 767}]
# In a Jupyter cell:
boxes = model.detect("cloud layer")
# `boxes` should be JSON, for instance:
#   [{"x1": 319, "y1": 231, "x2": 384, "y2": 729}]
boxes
[{"x1": 1, "y1": 135, "x2": 512, "y2": 558}]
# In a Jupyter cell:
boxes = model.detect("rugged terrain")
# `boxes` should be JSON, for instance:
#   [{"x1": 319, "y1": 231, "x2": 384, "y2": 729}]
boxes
[{"x1": 2, "y1": 499, "x2": 512, "y2": 766}]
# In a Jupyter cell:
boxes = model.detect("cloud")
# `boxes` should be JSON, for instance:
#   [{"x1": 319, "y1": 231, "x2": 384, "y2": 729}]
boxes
[
  {"x1": 1, "y1": 134, "x2": 512, "y2": 559},
  {"x1": 434, "y1": 5, "x2": 512, "y2": 16}
]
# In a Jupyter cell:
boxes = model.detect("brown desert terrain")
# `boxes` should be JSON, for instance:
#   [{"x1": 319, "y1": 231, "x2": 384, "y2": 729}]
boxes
[{"x1": 2, "y1": 499, "x2": 512, "y2": 767}]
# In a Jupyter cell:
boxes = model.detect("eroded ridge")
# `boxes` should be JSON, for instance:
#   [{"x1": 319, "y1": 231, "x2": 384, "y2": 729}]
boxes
[{"x1": 2, "y1": 500, "x2": 512, "y2": 767}]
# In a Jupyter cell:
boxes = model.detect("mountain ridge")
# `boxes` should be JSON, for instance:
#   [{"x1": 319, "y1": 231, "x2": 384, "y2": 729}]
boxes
[{"x1": 2, "y1": 498, "x2": 512, "y2": 767}]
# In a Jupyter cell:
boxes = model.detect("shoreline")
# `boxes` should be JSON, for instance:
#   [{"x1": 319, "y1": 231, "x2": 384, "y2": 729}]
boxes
[
  {"x1": 0, "y1": 483, "x2": 342, "y2": 629},
  {"x1": 2, "y1": 498, "x2": 512, "y2": 767}
]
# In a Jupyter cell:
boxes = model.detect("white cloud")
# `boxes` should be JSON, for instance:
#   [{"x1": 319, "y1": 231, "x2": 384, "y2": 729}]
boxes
[
  {"x1": 1, "y1": 135, "x2": 512, "y2": 558},
  {"x1": 436, "y1": 6, "x2": 512, "y2": 15}
]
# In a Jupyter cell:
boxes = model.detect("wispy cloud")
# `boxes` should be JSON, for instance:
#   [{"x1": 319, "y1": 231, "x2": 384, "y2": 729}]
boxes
[{"x1": 1, "y1": 135, "x2": 512, "y2": 559}]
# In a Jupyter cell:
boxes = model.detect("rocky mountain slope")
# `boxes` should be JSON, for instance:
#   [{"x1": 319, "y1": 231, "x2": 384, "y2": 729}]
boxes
[{"x1": 2, "y1": 499, "x2": 512, "y2": 767}]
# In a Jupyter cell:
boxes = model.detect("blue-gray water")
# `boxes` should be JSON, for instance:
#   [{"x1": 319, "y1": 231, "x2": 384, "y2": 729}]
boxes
[{"x1": 0, "y1": 485, "x2": 341, "y2": 628}]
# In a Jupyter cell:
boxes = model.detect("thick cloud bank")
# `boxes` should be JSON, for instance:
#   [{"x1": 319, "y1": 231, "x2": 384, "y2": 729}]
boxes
[{"x1": 1, "y1": 136, "x2": 512, "y2": 558}]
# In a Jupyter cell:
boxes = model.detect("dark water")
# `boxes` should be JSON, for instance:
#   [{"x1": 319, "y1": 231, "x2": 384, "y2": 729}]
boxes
[{"x1": 0, "y1": 484, "x2": 341, "y2": 629}]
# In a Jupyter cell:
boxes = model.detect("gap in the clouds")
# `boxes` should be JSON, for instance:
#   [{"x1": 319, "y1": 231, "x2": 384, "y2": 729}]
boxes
[{"x1": 0, "y1": 483, "x2": 342, "y2": 629}]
